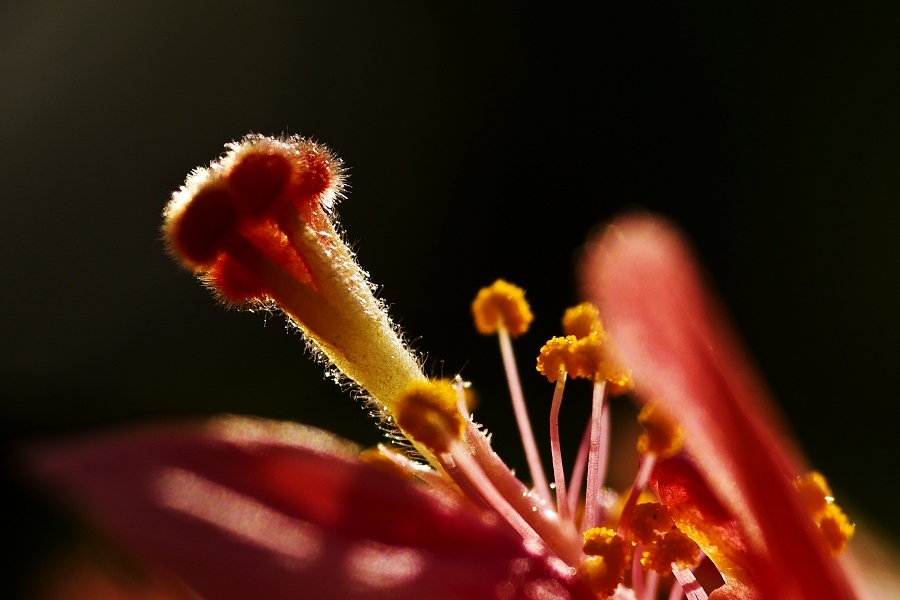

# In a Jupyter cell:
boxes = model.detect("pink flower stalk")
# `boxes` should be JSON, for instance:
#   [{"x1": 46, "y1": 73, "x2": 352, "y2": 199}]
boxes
[{"x1": 32, "y1": 136, "x2": 864, "y2": 599}]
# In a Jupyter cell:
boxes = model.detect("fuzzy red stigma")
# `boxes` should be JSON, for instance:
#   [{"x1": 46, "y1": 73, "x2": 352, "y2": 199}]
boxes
[
  {"x1": 228, "y1": 150, "x2": 293, "y2": 219},
  {"x1": 165, "y1": 184, "x2": 238, "y2": 270},
  {"x1": 292, "y1": 148, "x2": 336, "y2": 205},
  {"x1": 207, "y1": 255, "x2": 267, "y2": 304}
]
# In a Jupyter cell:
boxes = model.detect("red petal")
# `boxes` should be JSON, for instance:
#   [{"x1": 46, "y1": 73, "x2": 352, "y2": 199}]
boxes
[
  {"x1": 31, "y1": 416, "x2": 588, "y2": 600},
  {"x1": 582, "y1": 215, "x2": 857, "y2": 600}
]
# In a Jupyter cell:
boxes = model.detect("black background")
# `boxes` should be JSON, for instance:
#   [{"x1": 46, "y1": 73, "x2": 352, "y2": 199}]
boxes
[{"x1": 2, "y1": 1, "x2": 899, "y2": 596}]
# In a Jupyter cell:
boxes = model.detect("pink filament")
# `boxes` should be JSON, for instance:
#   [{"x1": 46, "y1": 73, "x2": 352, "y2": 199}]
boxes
[
  {"x1": 567, "y1": 401, "x2": 610, "y2": 519},
  {"x1": 669, "y1": 553, "x2": 708, "y2": 600},
  {"x1": 549, "y1": 376, "x2": 569, "y2": 520},
  {"x1": 463, "y1": 420, "x2": 582, "y2": 565},
  {"x1": 446, "y1": 440, "x2": 548, "y2": 555},
  {"x1": 497, "y1": 327, "x2": 552, "y2": 505},
  {"x1": 672, "y1": 564, "x2": 708, "y2": 600},
  {"x1": 583, "y1": 380, "x2": 608, "y2": 530},
  {"x1": 616, "y1": 453, "x2": 657, "y2": 539},
  {"x1": 668, "y1": 575, "x2": 686, "y2": 600},
  {"x1": 631, "y1": 543, "x2": 645, "y2": 598},
  {"x1": 643, "y1": 570, "x2": 660, "y2": 600},
  {"x1": 567, "y1": 419, "x2": 591, "y2": 517}
]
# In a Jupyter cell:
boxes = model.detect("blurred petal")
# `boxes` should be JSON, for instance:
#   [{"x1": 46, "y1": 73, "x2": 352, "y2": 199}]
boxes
[
  {"x1": 841, "y1": 524, "x2": 900, "y2": 599},
  {"x1": 582, "y1": 215, "x2": 857, "y2": 599},
  {"x1": 31, "y1": 416, "x2": 586, "y2": 600},
  {"x1": 32, "y1": 548, "x2": 200, "y2": 600}
]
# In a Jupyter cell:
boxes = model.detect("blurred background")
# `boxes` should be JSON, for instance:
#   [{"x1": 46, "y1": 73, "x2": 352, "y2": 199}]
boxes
[{"x1": 2, "y1": 1, "x2": 899, "y2": 597}]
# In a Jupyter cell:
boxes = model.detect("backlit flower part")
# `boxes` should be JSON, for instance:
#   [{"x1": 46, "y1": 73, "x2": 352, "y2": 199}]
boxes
[{"x1": 33, "y1": 136, "x2": 863, "y2": 600}]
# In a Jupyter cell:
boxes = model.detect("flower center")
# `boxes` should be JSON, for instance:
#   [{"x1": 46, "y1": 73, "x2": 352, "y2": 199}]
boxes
[{"x1": 164, "y1": 135, "x2": 857, "y2": 600}]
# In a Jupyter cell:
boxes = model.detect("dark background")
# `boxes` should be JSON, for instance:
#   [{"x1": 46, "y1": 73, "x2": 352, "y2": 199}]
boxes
[{"x1": 2, "y1": 1, "x2": 899, "y2": 597}]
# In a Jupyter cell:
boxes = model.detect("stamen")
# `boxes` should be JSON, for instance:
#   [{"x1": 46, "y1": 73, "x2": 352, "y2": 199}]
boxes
[
  {"x1": 472, "y1": 281, "x2": 551, "y2": 505},
  {"x1": 537, "y1": 335, "x2": 580, "y2": 520},
  {"x1": 471, "y1": 279, "x2": 533, "y2": 338}
]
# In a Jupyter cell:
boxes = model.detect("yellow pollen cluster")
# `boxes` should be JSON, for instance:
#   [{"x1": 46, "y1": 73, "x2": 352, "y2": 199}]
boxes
[
  {"x1": 636, "y1": 403, "x2": 683, "y2": 458},
  {"x1": 394, "y1": 379, "x2": 465, "y2": 454},
  {"x1": 795, "y1": 471, "x2": 855, "y2": 556},
  {"x1": 562, "y1": 302, "x2": 606, "y2": 339},
  {"x1": 535, "y1": 303, "x2": 634, "y2": 391},
  {"x1": 579, "y1": 527, "x2": 628, "y2": 598},
  {"x1": 471, "y1": 280, "x2": 533, "y2": 338},
  {"x1": 819, "y1": 505, "x2": 855, "y2": 556},
  {"x1": 630, "y1": 502, "x2": 674, "y2": 544},
  {"x1": 567, "y1": 335, "x2": 605, "y2": 380},
  {"x1": 796, "y1": 470, "x2": 833, "y2": 515},
  {"x1": 536, "y1": 335, "x2": 578, "y2": 382},
  {"x1": 629, "y1": 503, "x2": 700, "y2": 575},
  {"x1": 641, "y1": 529, "x2": 701, "y2": 575}
]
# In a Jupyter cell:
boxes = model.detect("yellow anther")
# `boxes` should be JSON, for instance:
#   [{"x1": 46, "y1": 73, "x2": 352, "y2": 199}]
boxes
[
  {"x1": 560, "y1": 334, "x2": 634, "y2": 393},
  {"x1": 568, "y1": 334, "x2": 604, "y2": 379},
  {"x1": 630, "y1": 502, "x2": 675, "y2": 545},
  {"x1": 578, "y1": 555, "x2": 626, "y2": 599},
  {"x1": 636, "y1": 403, "x2": 683, "y2": 458},
  {"x1": 471, "y1": 280, "x2": 533, "y2": 338},
  {"x1": 641, "y1": 529, "x2": 701, "y2": 575},
  {"x1": 796, "y1": 471, "x2": 833, "y2": 517},
  {"x1": 599, "y1": 362, "x2": 634, "y2": 396},
  {"x1": 795, "y1": 471, "x2": 854, "y2": 556},
  {"x1": 562, "y1": 302, "x2": 606, "y2": 340},
  {"x1": 582, "y1": 526, "x2": 621, "y2": 555},
  {"x1": 579, "y1": 527, "x2": 628, "y2": 598},
  {"x1": 395, "y1": 379, "x2": 465, "y2": 454},
  {"x1": 819, "y1": 502, "x2": 855, "y2": 557},
  {"x1": 536, "y1": 336, "x2": 578, "y2": 382}
]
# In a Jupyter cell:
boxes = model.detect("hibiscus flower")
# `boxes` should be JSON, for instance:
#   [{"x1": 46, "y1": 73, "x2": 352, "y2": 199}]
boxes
[{"x1": 31, "y1": 136, "x2": 875, "y2": 599}]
